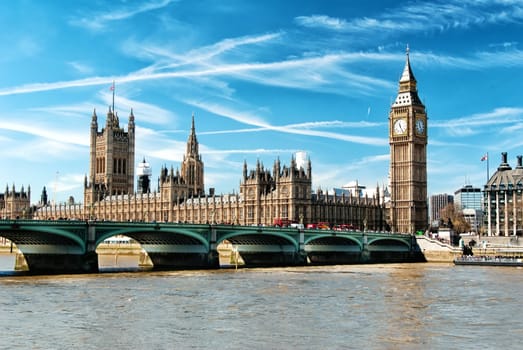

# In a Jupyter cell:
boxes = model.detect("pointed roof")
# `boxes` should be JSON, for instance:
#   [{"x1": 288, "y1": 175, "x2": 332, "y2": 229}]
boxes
[
  {"x1": 186, "y1": 113, "x2": 199, "y2": 158},
  {"x1": 392, "y1": 47, "x2": 423, "y2": 107},
  {"x1": 399, "y1": 46, "x2": 416, "y2": 84}
]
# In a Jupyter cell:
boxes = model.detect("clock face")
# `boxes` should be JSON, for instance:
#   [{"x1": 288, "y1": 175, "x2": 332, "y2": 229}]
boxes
[
  {"x1": 393, "y1": 119, "x2": 407, "y2": 135},
  {"x1": 415, "y1": 119, "x2": 425, "y2": 134}
]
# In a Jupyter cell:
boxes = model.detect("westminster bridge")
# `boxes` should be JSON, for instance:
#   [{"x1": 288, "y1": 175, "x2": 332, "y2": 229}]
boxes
[{"x1": 0, "y1": 220, "x2": 424, "y2": 274}]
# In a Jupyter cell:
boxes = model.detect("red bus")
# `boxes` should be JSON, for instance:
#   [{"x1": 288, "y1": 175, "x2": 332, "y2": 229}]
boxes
[{"x1": 273, "y1": 218, "x2": 292, "y2": 227}]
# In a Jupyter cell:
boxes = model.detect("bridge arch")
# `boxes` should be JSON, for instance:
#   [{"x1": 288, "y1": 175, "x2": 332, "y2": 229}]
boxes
[
  {"x1": 367, "y1": 236, "x2": 411, "y2": 251},
  {"x1": 92, "y1": 222, "x2": 216, "y2": 270},
  {"x1": 95, "y1": 227, "x2": 209, "y2": 250},
  {"x1": 304, "y1": 234, "x2": 363, "y2": 250},
  {"x1": 217, "y1": 229, "x2": 299, "y2": 250},
  {"x1": 0, "y1": 220, "x2": 86, "y2": 254},
  {"x1": 216, "y1": 227, "x2": 301, "y2": 266},
  {"x1": 304, "y1": 233, "x2": 363, "y2": 265}
]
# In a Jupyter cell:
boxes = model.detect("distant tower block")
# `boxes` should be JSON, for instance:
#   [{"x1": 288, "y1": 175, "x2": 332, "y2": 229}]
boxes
[{"x1": 137, "y1": 158, "x2": 152, "y2": 194}]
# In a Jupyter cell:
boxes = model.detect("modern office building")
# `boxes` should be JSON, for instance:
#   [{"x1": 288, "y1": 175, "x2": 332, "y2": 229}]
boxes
[
  {"x1": 454, "y1": 185, "x2": 482, "y2": 211},
  {"x1": 454, "y1": 185, "x2": 483, "y2": 232},
  {"x1": 429, "y1": 194, "x2": 454, "y2": 224}
]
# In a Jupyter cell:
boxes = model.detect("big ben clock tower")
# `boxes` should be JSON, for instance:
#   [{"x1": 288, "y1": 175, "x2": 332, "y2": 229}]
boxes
[{"x1": 389, "y1": 48, "x2": 428, "y2": 233}]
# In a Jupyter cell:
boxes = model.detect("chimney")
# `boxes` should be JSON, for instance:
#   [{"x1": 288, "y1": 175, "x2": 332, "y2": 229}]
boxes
[{"x1": 498, "y1": 152, "x2": 512, "y2": 171}]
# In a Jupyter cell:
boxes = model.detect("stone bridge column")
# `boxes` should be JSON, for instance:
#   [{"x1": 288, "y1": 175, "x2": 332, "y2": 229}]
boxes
[
  {"x1": 208, "y1": 225, "x2": 220, "y2": 268},
  {"x1": 87, "y1": 222, "x2": 97, "y2": 253},
  {"x1": 361, "y1": 232, "x2": 370, "y2": 262},
  {"x1": 298, "y1": 230, "x2": 307, "y2": 264}
]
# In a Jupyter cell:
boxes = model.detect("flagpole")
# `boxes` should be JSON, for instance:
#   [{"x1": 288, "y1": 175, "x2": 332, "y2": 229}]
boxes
[
  {"x1": 112, "y1": 80, "x2": 115, "y2": 114},
  {"x1": 486, "y1": 152, "x2": 489, "y2": 183}
]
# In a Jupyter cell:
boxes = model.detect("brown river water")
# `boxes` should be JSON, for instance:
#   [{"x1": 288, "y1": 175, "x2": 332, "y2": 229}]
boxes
[{"x1": 0, "y1": 254, "x2": 522, "y2": 349}]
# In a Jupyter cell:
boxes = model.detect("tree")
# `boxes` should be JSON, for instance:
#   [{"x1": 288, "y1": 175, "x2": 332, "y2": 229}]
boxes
[{"x1": 439, "y1": 204, "x2": 471, "y2": 234}]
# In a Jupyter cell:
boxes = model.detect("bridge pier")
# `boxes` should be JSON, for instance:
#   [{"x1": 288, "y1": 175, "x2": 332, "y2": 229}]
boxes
[
  {"x1": 361, "y1": 233, "x2": 371, "y2": 263},
  {"x1": 307, "y1": 252, "x2": 362, "y2": 265},
  {"x1": 22, "y1": 252, "x2": 99, "y2": 274},
  {"x1": 240, "y1": 251, "x2": 306, "y2": 267},
  {"x1": 147, "y1": 252, "x2": 220, "y2": 270}
]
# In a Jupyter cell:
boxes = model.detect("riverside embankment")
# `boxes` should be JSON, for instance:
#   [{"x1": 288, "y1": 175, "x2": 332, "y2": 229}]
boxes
[{"x1": 417, "y1": 234, "x2": 523, "y2": 262}]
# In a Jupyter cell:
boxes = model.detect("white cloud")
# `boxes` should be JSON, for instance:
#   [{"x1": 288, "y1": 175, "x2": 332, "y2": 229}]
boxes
[
  {"x1": 433, "y1": 107, "x2": 523, "y2": 130},
  {"x1": 98, "y1": 91, "x2": 177, "y2": 125},
  {"x1": 294, "y1": 15, "x2": 349, "y2": 30},
  {"x1": 295, "y1": 1, "x2": 523, "y2": 35},
  {"x1": 68, "y1": 61, "x2": 94, "y2": 75},
  {"x1": 69, "y1": 0, "x2": 177, "y2": 31},
  {"x1": 185, "y1": 99, "x2": 388, "y2": 146},
  {"x1": 0, "y1": 119, "x2": 87, "y2": 146}
]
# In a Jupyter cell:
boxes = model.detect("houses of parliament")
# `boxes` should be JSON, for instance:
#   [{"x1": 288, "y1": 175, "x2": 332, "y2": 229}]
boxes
[
  {"x1": 1, "y1": 52, "x2": 429, "y2": 234},
  {"x1": 31, "y1": 110, "x2": 384, "y2": 229}
]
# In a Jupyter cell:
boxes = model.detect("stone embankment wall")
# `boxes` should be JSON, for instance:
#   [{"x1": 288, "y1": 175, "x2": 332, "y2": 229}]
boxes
[
  {"x1": 416, "y1": 236, "x2": 461, "y2": 262},
  {"x1": 417, "y1": 234, "x2": 523, "y2": 262},
  {"x1": 96, "y1": 243, "x2": 143, "y2": 255}
]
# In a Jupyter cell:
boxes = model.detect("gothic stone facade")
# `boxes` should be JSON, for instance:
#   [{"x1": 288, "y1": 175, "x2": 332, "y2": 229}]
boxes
[
  {"x1": 35, "y1": 111, "x2": 384, "y2": 230},
  {"x1": 0, "y1": 184, "x2": 31, "y2": 219}
]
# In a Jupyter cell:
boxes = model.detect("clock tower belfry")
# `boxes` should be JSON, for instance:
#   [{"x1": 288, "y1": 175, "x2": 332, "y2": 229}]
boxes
[{"x1": 389, "y1": 48, "x2": 428, "y2": 234}]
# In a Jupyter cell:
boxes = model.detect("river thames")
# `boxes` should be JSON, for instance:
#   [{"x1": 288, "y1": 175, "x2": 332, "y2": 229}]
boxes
[{"x1": 0, "y1": 255, "x2": 522, "y2": 349}]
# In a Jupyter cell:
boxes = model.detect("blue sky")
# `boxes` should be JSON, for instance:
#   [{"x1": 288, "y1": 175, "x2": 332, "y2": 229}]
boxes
[{"x1": 1, "y1": 0, "x2": 523, "y2": 204}]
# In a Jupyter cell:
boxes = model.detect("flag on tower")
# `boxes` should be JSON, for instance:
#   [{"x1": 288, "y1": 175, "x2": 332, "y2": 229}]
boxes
[{"x1": 481, "y1": 153, "x2": 488, "y2": 161}]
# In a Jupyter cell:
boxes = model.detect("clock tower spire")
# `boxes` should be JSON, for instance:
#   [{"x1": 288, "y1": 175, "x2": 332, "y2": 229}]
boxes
[{"x1": 389, "y1": 48, "x2": 428, "y2": 234}]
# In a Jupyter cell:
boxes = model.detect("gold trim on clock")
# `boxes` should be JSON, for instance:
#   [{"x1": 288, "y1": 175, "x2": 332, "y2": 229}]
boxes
[{"x1": 393, "y1": 118, "x2": 407, "y2": 135}]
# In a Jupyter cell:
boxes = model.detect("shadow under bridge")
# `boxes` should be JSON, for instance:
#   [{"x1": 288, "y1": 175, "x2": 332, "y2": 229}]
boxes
[
  {"x1": 0, "y1": 220, "x2": 91, "y2": 273},
  {"x1": 95, "y1": 223, "x2": 218, "y2": 269},
  {"x1": 304, "y1": 234, "x2": 363, "y2": 265},
  {"x1": 217, "y1": 227, "x2": 303, "y2": 266}
]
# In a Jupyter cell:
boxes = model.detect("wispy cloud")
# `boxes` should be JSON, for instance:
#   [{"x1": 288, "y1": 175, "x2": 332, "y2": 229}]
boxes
[
  {"x1": 69, "y1": 0, "x2": 177, "y2": 31},
  {"x1": 3, "y1": 138, "x2": 86, "y2": 162},
  {"x1": 29, "y1": 103, "x2": 97, "y2": 119},
  {"x1": 295, "y1": 1, "x2": 523, "y2": 34},
  {"x1": 414, "y1": 49, "x2": 523, "y2": 70},
  {"x1": 438, "y1": 107, "x2": 523, "y2": 138},
  {"x1": 67, "y1": 61, "x2": 94, "y2": 75},
  {"x1": 313, "y1": 153, "x2": 389, "y2": 190},
  {"x1": 204, "y1": 148, "x2": 298, "y2": 155},
  {"x1": 51, "y1": 173, "x2": 85, "y2": 196},
  {"x1": 1, "y1": 41, "x2": 521, "y2": 102},
  {"x1": 294, "y1": 15, "x2": 349, "y2": 30},
  {"x1": 98, "y1": 91, "x2": 177, "y2": 125},
  {"x1": 432, "y1": 107, "x2": 523, "y2": 136},
  {"x1": 200, "y1": 120, "x2": 383, "y2": 135},
  {"x1": 0, "y1": 119, "x2": 88, "y2": 146},
  {"x1": 185, "y1": 99, "x2": 388, "y2": 146}
]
